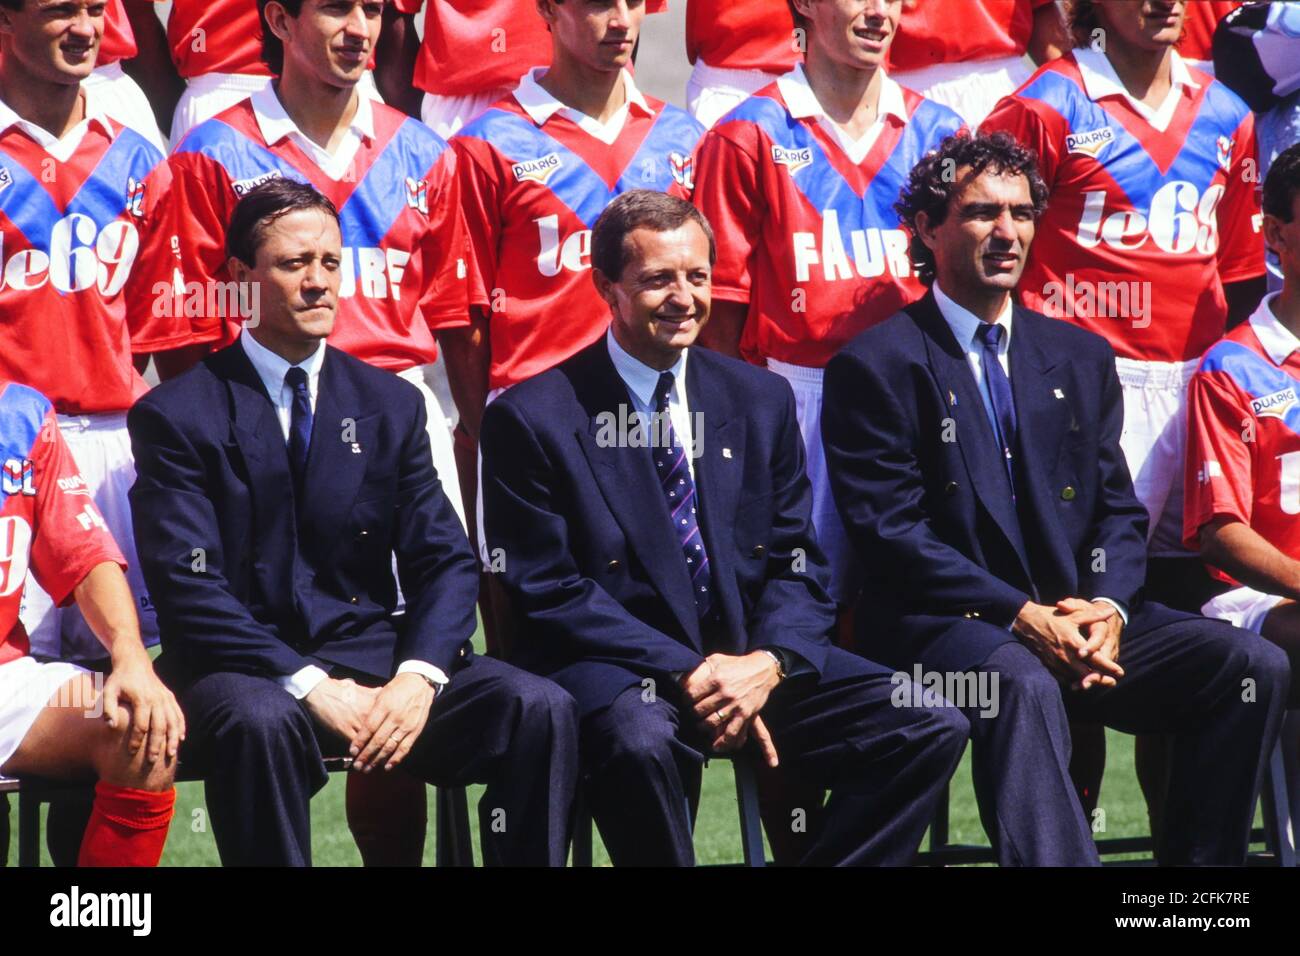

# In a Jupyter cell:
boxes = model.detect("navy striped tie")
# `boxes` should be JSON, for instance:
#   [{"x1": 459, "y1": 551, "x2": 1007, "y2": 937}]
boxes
[
  {"x1": 285, "y1": 366, "x2": 312, "y2": 488},
  {"x1": 977, "y1": 322, "x2": 1017, "y2": 498},
  {"x1": 651, "y1": 371, "x2": 712, "y2": 619}
]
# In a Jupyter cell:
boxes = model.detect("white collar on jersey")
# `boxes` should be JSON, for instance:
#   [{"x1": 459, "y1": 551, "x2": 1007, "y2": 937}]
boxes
[
  {"x1": 250, "y1": 82, "x2": 376, "y2": 148},
  {"x1": 1073, "y1": 46, "x2": 1200, "y2": 132},
  {"x1": 0, "y1": 88, "x2": 115, "y2": 162},
  {"x1": 512, "y1": 66, "x2": 653, "y2": 136},
  {"x1": 1247, "y1": 293, "x2": 1300, "y2": 367},
  {"x1": 775, "y1": 62, "x2": 908, "y2": 125}
]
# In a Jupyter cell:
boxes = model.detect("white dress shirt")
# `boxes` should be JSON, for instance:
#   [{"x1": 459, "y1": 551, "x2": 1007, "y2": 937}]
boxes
[
  {"x1": 930, "y1": 286, "x2": 1128, "y2": 625},
  {"x1": 1073, "y1": 46, "x2": 1201, "y2": 134},
  {"x1": 606, "y1": 327, "x2": 696, "y2": 481},
  {"x1": 776, "y1": 62, "x2": 909, "y2": 164},
  {"x1": 513, "y1": 66, "x2": 655, "y2": 144},
  {"x1": 249, "y1": 82, "x2": 374, "y2": 180},
  {"x1": 239, "y1": 331, "x2": 449, "y2": 698}
]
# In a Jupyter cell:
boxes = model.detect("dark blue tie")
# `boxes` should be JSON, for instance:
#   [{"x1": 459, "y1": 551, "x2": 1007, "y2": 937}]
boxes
[
  {"x1": 285, "y1": 366, "x2": 312, "y2": 487},
  {"x1": 651, "y1": 371, "x2": 712, "y2": 619},
  {"x1": 977, "y1": 322, "x2": 1017, "y2": 497}
]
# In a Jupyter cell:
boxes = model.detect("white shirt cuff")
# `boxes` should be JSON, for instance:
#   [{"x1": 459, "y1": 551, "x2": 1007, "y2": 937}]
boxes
[
  {"x1": 279, "y1": 664, "x2": 330, "y2": 700},
  {"x1": 397, "y1": 659, "x2": 450, "y2": 692},
  {"x1": 1093, "y1": 597, "x2": 1129, "y2": 627}
]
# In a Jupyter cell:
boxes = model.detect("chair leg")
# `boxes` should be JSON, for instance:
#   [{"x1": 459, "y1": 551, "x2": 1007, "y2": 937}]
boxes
[
  {"x1": 928, "y1": 782, "x2": 950, "y2": 866},
  {"x1": 1281, "y1": 711, "x2": 1300, "y2": 859},
  {"x1": 1260, "y1": 736, "x2": 1295, "y2": 867},
  {"x1": 18, "y1": 788, "x2": 40, "y2": 868},
  {"x1": 570, "y1": 789, "x2": 593, "y2": 867},
  {"x1": 732, "y1": 759, "x2": 766, "y2": 867},
  {"x1": 0, "y1": 792, "x2": 9, "y2": 867},
  {"x1": 435, "y1": 787, "x2": 473, "y2": 867}
]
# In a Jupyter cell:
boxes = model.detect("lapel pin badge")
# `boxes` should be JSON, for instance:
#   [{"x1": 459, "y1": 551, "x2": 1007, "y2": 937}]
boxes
[
  {"x1": 722, "y1": 447, "x2": 733, "y2": 459},
  {"x1": 948, "y1": 390, "x2": 957, "y2": 406},
  {"x1": 1053, "y1": 388, "x2": 1065, "y2": 399},
  {"x1": 351, "y1": 442, "x2": 362, "y2": 454}
]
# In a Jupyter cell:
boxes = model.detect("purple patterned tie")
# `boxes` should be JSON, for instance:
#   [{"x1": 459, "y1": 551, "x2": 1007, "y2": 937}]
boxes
[{"x1": 652, "y1": 371, "x2": 712, "y2": 619}]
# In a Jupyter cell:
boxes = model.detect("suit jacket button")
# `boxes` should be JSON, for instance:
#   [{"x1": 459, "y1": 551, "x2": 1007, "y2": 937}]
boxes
[
  {"x1": 607, "y1": 559, "x2": 621, "y2": 572},
  {"x1": 963, "y1": 611, "x2": 973, "y2": 619},
  {"x1": 945, "y1": 481, "x2": 959, "y2": 495},
  {"x1": 350, "y1": 596, "x2": 359, "y2": 604},
  {"x1": 1061, "y1": 486, "x2": 1076, "y2": 501},
  {"x1": 357, "y1": 530, "x2": 369, "y2": 539},
  {"x1": 751, "y1": 544, "x2": 766, "y2": 558}
]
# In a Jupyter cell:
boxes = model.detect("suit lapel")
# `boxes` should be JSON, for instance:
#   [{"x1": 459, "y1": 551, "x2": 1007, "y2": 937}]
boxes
[
  {"x1": 573, "y1": 344, "x2": 702, "y2": 648},
  {"x1": 298, "y1": 349, "x2": 375, "y2": 557},
  {"x1": 1008, "y1": 311, "x2": 1076, "y2": 587},
  {"x1": 688, "y1": 352, "x2": 745, "y2": 634},
  {"x1": 913, "y1": 293, "x2": 1032, "y2": 579}
]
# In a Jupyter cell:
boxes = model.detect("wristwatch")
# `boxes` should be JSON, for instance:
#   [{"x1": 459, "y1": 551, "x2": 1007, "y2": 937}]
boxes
[{"x1": 759, "y1": 648, "x2": 788, "y2": 682}]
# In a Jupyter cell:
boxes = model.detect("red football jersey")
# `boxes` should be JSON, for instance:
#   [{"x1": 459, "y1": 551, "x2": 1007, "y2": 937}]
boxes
[
  {"x1": 1177, "y1": 1, "x2": 1243, "y2": 63},
  {"x1": 693, "y1": 70, "x2": 964, "y2": 367},
  {"x1": 164, "y1": 0, "x2": 271, "y2": 78},
  {"x1": 397, "y1": 0, "x2": 667, "y2": 99},
  {"x1": 168, "y1": 92, "x2": 470, "y2": 369},
  {"x1": 453, "y1": 82, "x2": 704, "y2": 389},
  {"x1": 99, "y1": 0, "x2": 137, "y2": 66},
  {"x1": 1184, "y1": 297, "x2": 1300, "y2": 581},
  {"x1": 684, "y1": 0, "x2": 800, "y2": 74},
  {"x1": 0, "y1": 383, "x2": 125, "y2": 665},
  {"x1": 982, "y1": 51, "x2": 1264, "y2": 363},
  {"x1": 0, "y1": 113, "x2": 192, "y2": 415},
  {"x1": 890, "y1": 0, "x2": 1054, "y2": 71}
]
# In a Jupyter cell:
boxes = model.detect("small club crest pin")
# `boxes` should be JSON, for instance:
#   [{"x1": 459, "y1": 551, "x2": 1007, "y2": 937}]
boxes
[
  {"x1": 1053, "y1": 388, "x2": 1065, "y2": 399},
  {"x1": 722, "y1": 447, "x2": 733, "y2": 459},
  {"x1": 351, "y1": 442, "x2": 362, "y2": 454}
]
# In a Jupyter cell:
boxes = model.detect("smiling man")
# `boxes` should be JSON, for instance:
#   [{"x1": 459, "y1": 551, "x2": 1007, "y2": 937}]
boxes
[
  {"x1": 822, "y1": 131, "x2": 1289, "y2": 866},
  {"x1": 480, "y1": 189, "x2": 968, "y2": 866}
]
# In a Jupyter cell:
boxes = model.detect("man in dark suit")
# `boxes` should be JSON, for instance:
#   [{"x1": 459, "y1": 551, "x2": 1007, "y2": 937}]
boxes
[
  {"x1": 480, "y1": 190, "x2": 968, "y2": 866},
  {"x1": 822, "y1": 130, "x2": 1290, "y2": 866},
  {"x1": 127, "y1": 179, "x2": 578, "y2": 866}
]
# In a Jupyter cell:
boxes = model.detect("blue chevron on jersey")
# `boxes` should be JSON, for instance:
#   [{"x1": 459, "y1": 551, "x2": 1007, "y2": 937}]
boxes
[
  {"x1": 0, "y1": 382, "x2": 50, "y2": 513},
  {"x1": 0, "y1": 153, "x2": 64, "y2": 250},
  {"x1": 1200, "y1": 339, "x2": 1300, "y2": 438},
  {"x1": 67, "y1": 129, "x2": 162, "y2": 229},
  {"x1": 342, "y1": 118, "x2": 449, "y2": 248}
]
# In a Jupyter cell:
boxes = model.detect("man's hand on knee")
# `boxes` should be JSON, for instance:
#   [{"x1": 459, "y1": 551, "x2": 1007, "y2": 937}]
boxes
[
  {"x1": 1012, "y1": 600, "x2": 1124, "y2": 689},
  {"x1": 305, "y1": 677, "x2": 378, "y2": 751},
  {"x1": 349, "y1": 673, "x2": 435, "y2": 773}
]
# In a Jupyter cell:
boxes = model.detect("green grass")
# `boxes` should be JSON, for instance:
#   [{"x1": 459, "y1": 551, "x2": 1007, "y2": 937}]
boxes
[{"x1": 11, "y1": 727, "x2": 1208, "y2": 866}]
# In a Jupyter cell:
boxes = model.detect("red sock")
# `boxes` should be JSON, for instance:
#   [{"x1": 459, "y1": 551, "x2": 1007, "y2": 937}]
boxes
[{"x1": 77, "y1": 781, "x2": 176, "y2": 867}]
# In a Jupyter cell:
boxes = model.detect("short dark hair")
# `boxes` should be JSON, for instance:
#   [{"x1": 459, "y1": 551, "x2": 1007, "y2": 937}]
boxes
[
  {"x1": 786, "y1": 0, "x2": 807, "y2": 34},
  {"x1": 0, "y1": 0, "x2": 23, "y2": 11},
  {"x1": 1264, "y1": 143, "x2": 1300, "y2": 223},
  {"x1": 226, "y1": 177, "x2": 340, "y2": 267},
  {"x1": 894, "y1": 130, "x2": 1050, "y2": 286},
  {"x1": 257, "y1": 0, "x2": 304, "y2": 75},
  {"x1": 591, "y1": 190, "x2": 716, "y2": 281},
  {"x1": 1066, "y1": 0, "x2": 1101, "y2": 48}
]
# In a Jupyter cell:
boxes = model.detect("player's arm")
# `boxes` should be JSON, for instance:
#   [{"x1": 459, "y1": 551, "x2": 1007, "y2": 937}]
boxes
[
  {"x1": 1198, "y1": 516, "x2": 1300, "y2": 601},
  {"x1": 1027, "y1": 0, "x2": 1069, "y2": 65},
  {"x1": 692, "y1": 125, "x2": 763, "y2": 358},
  {"x1": 376, "y1": 1, "x2": 422, "y2": 118},
  {"x1": 1219, "y1": 110, "x2": 1268, "y2": 329},
  {"x1": 438, "y1": 308, "x2": 491, "y2": 441},
  {"x1": 121, "y1": 0, "x2": 183, "y2": 135}
]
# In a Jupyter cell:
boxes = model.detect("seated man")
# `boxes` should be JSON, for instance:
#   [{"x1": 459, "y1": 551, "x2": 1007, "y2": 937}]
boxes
[
  {"x1": 0, "y1": 380, "x2": 179, "y2": 866},
  {"x1": 480, "y1": 190, "x2": 968, "y2": 867},
  {"x1": 822, "y1": 130, "x2": 1289, "y2": 866},
  {"x1": 128, "y1": 179, "x2": 578, "y2": 867},
  {"x1": 1188, "y1": 142, "x2": 1300, "y2": 703}
]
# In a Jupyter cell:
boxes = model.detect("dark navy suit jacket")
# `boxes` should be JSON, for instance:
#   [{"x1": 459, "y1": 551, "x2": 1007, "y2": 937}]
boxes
[
  {"x1": 480, "y1": 338, "x2": 837, "y2": 717},
  {"x1": 127, "y1": 342, "x2": 479, "y2": 687},
  {"x1": 822, "y1": 290, "x2": 1151, "y2": 674}
]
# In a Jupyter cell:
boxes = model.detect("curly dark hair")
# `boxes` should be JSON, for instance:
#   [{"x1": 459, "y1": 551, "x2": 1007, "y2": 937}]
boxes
[
  {"x1": 894, "y1": 130, "x2": 1050, "y2": 287},
  {"x1": 1264, "y1": 142, "x2": 1300, "y2": 223}
]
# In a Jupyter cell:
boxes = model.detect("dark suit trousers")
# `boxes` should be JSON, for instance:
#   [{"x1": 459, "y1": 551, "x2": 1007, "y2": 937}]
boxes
[
  {"x1": 176, "y1": 655, "x2": 579, "y2": 866},
  {"x1": 580, "y1": 646, "x2": 969, "y2": 866},
  {"x1": 907, "y1": 602, "x2": 1290, "y2": 865}
]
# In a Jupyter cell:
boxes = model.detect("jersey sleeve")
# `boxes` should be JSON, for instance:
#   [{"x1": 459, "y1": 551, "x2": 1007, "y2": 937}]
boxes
[
  {"x1": 1216, "y1": 110, "x2": 1266, "y2": 285},
  {"x1": 164, "y1": 147, "x2": 242, "y2": 348},
  {"x1": 691, "y1": 122, "x2": 764, "y2": 304},
  {"x1": 418, "y1": 146, "x2": 473, "y2": 331},
  {"x1": 980, "y1": 92, "x2": 1062, "y2": 187},
  {"x1": 1183, "y1": 365, "x2": 1256, "y2": 549},
  {"x1": 124, "y1": 156, "x2": 206, "y2": 354},
  {"x1": 26, "y1": 409, "x2": 127, "y2": 608},
  {"x1": 452, "y1": 136, "x2": 502, "y2": 311}
]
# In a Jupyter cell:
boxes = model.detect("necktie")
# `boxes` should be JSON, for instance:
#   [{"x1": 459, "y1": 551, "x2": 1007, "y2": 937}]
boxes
[
  {"x1": 651, "y1": 371, "x2": 712, "y2": 619},
  {"x1": 285, "y1": 366, "x2": 312, "y2": 487},
  {"x1": 976, "y1": 322, "x2": 1018, "y2": 497}
]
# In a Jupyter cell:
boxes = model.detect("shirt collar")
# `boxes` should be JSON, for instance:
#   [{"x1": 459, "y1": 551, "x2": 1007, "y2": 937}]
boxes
[
  {"x1": 240, "y1": 329, "x2": 328, "y2": 400},
  {"x1": 513, "y1": 66, "x2": 653, "y2": 127},
  {"x1": 933, "y1": 282, "x2": 1014, "y2": 353},
  {"x1": 606, "y1": 326, "x2": 687, "y2": 408},
  {"x1": 0, "y1": 89, "x2": 115, "y2": 143},
  {"x1": 1073, "y1": 45, "x2": 1200, "y2": 105},
  {"x1": 1248, "y1": 293, "x2": 1300, "y2": 367},
  {"x1": 776, "y1": 62, "x2": 908, "y2": 124},
  {"x1": 250, "y1": 82, "x2": 375, "y2": 147}
]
